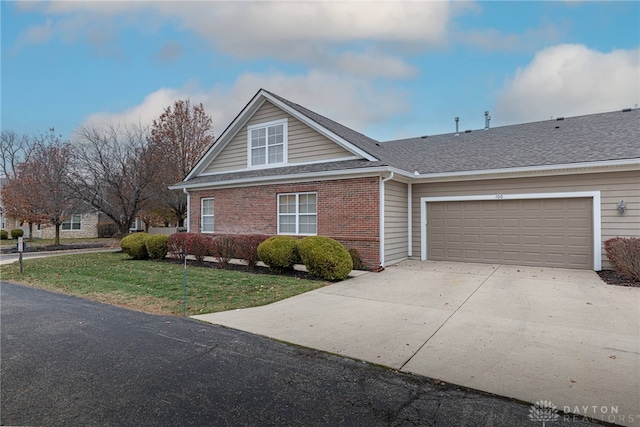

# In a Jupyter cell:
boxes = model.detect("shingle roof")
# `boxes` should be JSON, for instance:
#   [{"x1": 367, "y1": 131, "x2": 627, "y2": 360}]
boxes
[
  {"x1": 264, "y1": 90, "x2": 389, "y2": 161},
  {"x1": 266, "y1": 90, "x2": 639, "y2": 174},
  {"x1": 181, "y1": 159, "x2": 388, "y2": 187},
  {"x1": 381, "y1": 109, "x2": 640, "y2": 174},
  {"x1": 182, "y1": 90, "x2": 639, "y2": 187}
]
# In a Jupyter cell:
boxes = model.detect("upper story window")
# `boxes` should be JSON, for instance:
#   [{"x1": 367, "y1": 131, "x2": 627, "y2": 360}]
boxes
[
  {"x1": 248, "y1": 119, "x2": 287, "y2": 167},
  {"x1": 62, "y1": 214, "x2": 81, "y2": 231}
]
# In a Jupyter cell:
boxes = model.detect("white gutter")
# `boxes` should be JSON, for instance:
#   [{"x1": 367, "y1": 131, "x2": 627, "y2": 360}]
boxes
[
  {"x1": 379, "y1": 171, "x2": 394, "y2": 267},
  {"x1": 413, "y1": 158, "x2": 640, "y2": 181}
]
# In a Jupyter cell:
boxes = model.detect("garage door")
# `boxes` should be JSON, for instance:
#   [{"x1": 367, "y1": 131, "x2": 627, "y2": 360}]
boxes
[{"x1": 427, "y1": 198, "x2": 593, "y2": 269}]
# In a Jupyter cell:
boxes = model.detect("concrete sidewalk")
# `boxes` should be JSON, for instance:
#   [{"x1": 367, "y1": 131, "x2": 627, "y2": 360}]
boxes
[{"x1": 194, "y1": 261, "x2": 640, "y2": 426}]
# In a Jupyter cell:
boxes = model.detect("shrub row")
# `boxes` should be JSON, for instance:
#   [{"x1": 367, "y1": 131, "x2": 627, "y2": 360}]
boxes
[
  {"x1": 604, "y1": 237, "x2": 640, "y2": 281},
  {"x1": 166, "y1": 233, "x2": 270, "y2": 268},
  {"x1": 120, "y1": 232, "x2": 168, "y2": 260},
  {"x1": 257, "y1": 235, "x2": 353, "y2": 281},
  {"x1": 10, "y1": 229, "x2": 23, "y2": 239},
  {"x1": 122, "y1": 231, "x2": 357, "y2": 281}
]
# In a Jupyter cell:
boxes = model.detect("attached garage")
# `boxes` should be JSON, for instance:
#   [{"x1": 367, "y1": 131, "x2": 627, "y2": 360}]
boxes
[{"x1": 420, "y1": 192, "x2": 601, "y2": 270}]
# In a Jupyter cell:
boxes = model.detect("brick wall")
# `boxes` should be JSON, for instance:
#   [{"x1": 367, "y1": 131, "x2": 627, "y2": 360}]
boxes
[{"x1": 189, "y1": 177, "x2": 381, "y2": 267}]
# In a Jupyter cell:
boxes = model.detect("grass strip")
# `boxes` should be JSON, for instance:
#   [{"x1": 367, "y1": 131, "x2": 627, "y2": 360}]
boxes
[{"x1": 1, "y1": 252, "x2": 325, "y2": 316}]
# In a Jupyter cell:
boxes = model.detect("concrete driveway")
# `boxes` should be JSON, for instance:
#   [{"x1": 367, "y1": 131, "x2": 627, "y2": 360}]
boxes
[{"x1": 194, "y1": 261, "x2": 640, "y2": 426}]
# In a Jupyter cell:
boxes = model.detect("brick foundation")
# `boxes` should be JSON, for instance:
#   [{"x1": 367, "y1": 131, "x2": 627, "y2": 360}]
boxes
[{"x1": 189, "y1": 177, "x2": 381, "y2": 268}]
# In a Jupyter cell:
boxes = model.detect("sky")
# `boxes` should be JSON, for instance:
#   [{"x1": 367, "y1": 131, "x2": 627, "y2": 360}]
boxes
[{"x1": 1, "y1": 1, "x2": 639, "y2": 143}]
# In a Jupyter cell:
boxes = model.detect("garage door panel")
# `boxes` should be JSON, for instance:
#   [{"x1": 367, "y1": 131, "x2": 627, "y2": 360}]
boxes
[
  {"x1": 502, "y1": 218, "x2": 520, "y2": 228},
  {"x1": 523, "y1": 235, "x2": 542, "y2": 245},
  {"x1": 427, "y1": 198, "x2": 592, "y2": 269},
  {"x1": 502, "y1": 235, "x2": 520, "y2": 245},
  {"x1": 483, "y1": 234, "x2": 499, "y2": 244},
  {"x1": 464, "y1": 234, "x2": 481, "y2": 244}
]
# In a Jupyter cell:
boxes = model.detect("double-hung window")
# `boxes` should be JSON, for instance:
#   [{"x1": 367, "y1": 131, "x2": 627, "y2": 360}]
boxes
[
  {"x1": 201, "y1": 198, "x2": 214, "y2": 233},
  {"x1": 248, "y1": 119, "x2": 287, "y2": 167},
  {"x1": 62, "y1": 214, "x2": 81, "y2": 231},
  {"x1": 278, "y1": 192, "x2": 317, "y2": 235}
]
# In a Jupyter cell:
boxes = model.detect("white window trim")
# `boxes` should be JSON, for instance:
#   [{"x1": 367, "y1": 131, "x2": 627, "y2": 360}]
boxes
[
  {"x1": 419, "y1": 191, "x2": 602, "y2": 271},
  {"x1": 247, "y1": 118, "x2": 288, "y2": 168},
  {"x1": 61, "y1": 214, "x2": 82, "y2": 231},
  {"x1": 277, "y1": 192, "x2": 317, "y2": 236},
  {"x1": 201, "y1": 197, "x2": 215, "y2": 233}
]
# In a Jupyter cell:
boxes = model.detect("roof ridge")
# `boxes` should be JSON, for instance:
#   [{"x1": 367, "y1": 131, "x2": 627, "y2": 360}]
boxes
[{"x1": 263, "y1": 90, "x2": 380, "y2": 141}]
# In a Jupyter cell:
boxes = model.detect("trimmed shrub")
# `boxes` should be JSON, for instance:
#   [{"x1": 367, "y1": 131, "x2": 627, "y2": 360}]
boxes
[
  {"x1": 168, "y1": 232, "x2": 188, "y2": 260},
  {"x1": 257, "y1": 236, "x2": 300, "y2": 272},
  {"x1": 146, "y1": 234, "x2": 168, "y2": 260},
  {"x1": 120, "y1": 232, "x2": 150, "y2": 260},
  {"x1": 10, "y1": 228, "x2": 24, "y2": 239},
  {"x1": 210, "y1": 236, "x2": 237, "y2": 267},
  {"x1": 98, "y1": 222, "x2": 118, "y2": 238},
  {"x1": 604, "y1": 237, "x2": 640, "y2": 281},
  {"x1": 185, "y1": 233, "x2": 213, "y2": 262},
  {"x1": 236, "y1": 234, "x2": 269, "y2": 269},
  {"x1": 0, "y1": 230, "x2": 8, "y2": 240},
  {"x1": 348, "y1": 248, "x2": 364, "y2": 270},
  {"x1": 298, "y1": 236, "x2": 353, "y2": 281}
]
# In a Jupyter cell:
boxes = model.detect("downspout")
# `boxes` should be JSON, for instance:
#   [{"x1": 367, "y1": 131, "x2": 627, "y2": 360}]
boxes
[
  {"x1": 379, "y1": 172, "x2": 394, "y2": 268},
  {"x1": 183, "y1": 188, "x2": 190, "y2": 232},
  {"x1": 407, "y1": 183, "x2": 412, "y2": 257}
]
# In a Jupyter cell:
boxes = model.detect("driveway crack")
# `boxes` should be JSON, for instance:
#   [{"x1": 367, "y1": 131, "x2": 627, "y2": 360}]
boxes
[{"x1": 398, "y1": 266, "x2": 501, "y2": 370}]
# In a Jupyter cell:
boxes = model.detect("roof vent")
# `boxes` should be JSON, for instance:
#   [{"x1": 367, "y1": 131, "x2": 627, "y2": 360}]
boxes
[
  {"x1": 484, "y1": 111, "x2": 491, "y2": 130},
  {"x1": 420, "y1": 135, "x2": 428, "y2": 139},
  {"x1": 555, "y1": 125, "x2": 560, "y2": 129},
  {"x1": 455, "y1": 117, "x2": 460, "y2": 135},
  {"x1": 622, "y1": 108, "x2": 632, "y2": 112},
  {"x1": 556, "y1": 117, "x2": 565, "y2": 121},
  {"x1": 465, "y1": 129, "x2": 472, "y2": 133}
]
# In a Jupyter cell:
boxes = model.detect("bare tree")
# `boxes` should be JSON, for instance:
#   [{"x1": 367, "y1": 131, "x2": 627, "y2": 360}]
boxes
[
  {"x1": 0, "y1": 131, "x2": 36, "y2": 179},
  {"x1": 147, "y1": 100, "x2": 214, "y2": 226},
  {"x1": 70, "y1": 122, "x2": 160, "y2": 234},
  {"x1": 1, "y1": 129, "x2": 75, "y2": 244}
]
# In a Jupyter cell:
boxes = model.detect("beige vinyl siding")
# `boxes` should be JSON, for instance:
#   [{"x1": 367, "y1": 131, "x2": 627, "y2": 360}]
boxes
[
  {"x1": 204, "y1": 101, "x2": 352, "y2": 174},
  {"x1": 411, "y1": 170, "x2": 640, "y2": 269},
  {"x1": 384, "y1": 180, "x2": 409, "y2": 264}
]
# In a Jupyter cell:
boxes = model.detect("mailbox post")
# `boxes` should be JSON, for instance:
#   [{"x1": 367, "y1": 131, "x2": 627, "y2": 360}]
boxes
[{"x1": 17, "y1": 237, "x2": 24, "y2": 273}]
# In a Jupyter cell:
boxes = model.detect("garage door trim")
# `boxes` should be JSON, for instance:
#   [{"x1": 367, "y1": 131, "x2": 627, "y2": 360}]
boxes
[{"x1": 420, "y1": 191, "x2": 602, "y2": 270}]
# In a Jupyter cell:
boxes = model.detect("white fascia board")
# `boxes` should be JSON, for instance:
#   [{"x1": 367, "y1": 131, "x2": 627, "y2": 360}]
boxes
[
  {"x1": 413, "y1": 158, "x2": 640, "y2": 181},
  {"x1": 262, "y1": 92, "x2": 379, "y2": 162},
  {"x1": 184, "y1": 95, "x2": 267, "y2": 181},
  {"x1": 171, "y1": 167, "x2": 396, "y2": 191}
]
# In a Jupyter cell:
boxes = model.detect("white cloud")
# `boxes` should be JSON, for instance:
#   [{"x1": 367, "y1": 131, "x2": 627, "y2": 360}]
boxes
[
  {"x1": 80, "y1": 71, "x2": 409, "y2": 138},
  {"x1": 15, "y1": 1, "x2": 452, "y2": 79},
  {"x1": 495, "y1": 44, "x2": 640, "y2": 123}
]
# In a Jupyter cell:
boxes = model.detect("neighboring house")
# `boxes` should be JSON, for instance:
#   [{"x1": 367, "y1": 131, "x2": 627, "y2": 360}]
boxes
[
  {"x1": 171, "y1": 89, "x2": 640, "y2": 271},
  {"x1": 33, "y1": 212, "x2": 102, "y2": 239}
]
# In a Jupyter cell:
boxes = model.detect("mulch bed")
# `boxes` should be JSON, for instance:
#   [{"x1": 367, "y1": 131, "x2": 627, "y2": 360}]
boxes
[
  {"x1": 159, "y1": 257, "x2": 321, "y2": 281},
  {"x1": 597, "y1": 269, "x2": 640, "y2": 287}
]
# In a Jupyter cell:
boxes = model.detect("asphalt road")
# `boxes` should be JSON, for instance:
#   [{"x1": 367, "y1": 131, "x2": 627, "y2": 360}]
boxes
[{"x1": 1, "y1": 282, "x2": 601, "y2": 426}]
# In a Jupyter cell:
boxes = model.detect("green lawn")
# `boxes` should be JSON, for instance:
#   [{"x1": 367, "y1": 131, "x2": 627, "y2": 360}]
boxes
[{"x1": 1, "y1": 252, "x2": 326, "y2": 316}]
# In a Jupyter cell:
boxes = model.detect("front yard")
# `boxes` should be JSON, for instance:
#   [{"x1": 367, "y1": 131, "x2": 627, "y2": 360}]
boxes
[{"x1": 1, "y1": 252, "x2": 326, "y2": 316}]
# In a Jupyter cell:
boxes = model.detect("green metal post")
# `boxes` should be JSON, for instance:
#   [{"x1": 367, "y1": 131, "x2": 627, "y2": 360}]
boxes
[{"x1": 183, "y1": 249, "x2": 187, "y2": 316}]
